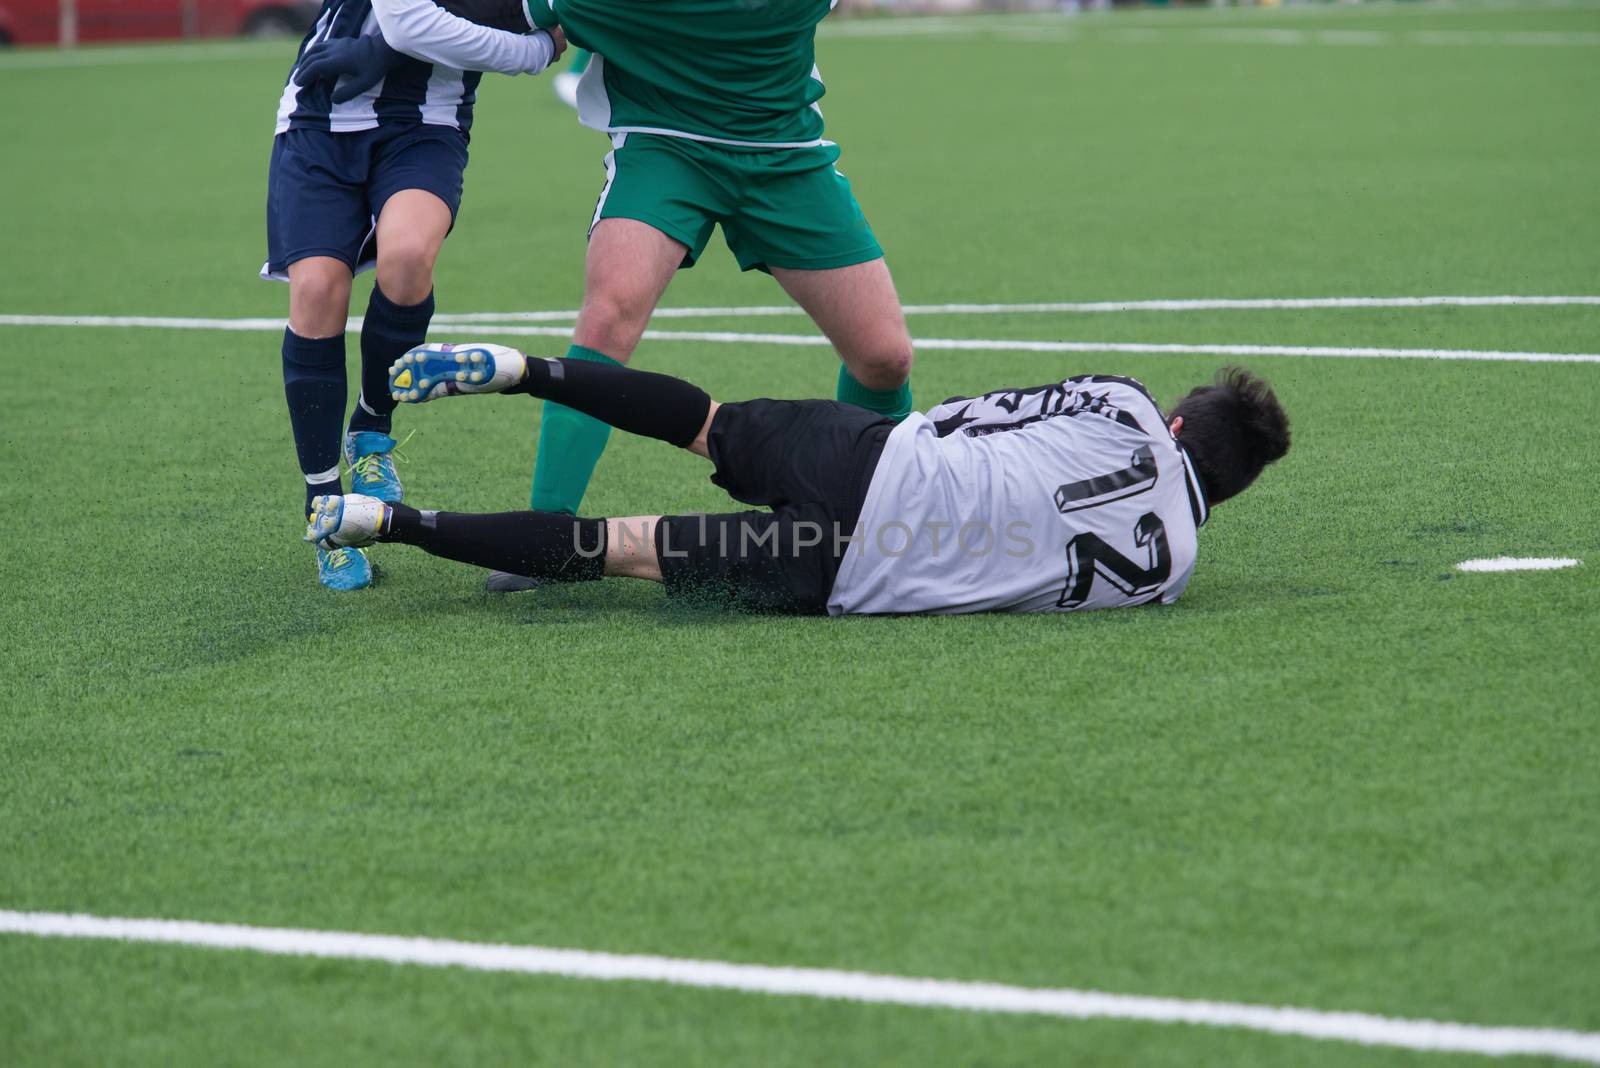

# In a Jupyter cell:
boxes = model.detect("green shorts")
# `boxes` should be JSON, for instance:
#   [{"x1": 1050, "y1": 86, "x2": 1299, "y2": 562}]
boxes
[{"x1": 591, "y1": 133, "x2": 884, "y2": 273}]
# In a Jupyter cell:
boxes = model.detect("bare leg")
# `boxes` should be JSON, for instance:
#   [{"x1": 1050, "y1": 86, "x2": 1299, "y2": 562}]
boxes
[
  {"x1": 287, "y1": 256, "x2": 353, "y2": 339},
  {"x1": 605, "y1": 516, "x2": 663, "y2": 581},
  {"x1": 373, "y1": 189, "x2": 451, "y2": 305},
  {"x1": 521, "y1": 218, "x2": 688, "y2": 530},
  {"x1": 771, "y1": 257, "x2": 913, "y2": 390},
  {"x1": 686, "y1": 402, "x2": 719, "y2": 460},
  {"x1": 571, "y1": 218, "x2": 687, "y2": 363}
]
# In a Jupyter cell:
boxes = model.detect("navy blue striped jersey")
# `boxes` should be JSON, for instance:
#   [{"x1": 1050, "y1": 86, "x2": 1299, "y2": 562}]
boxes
[{"x1": 273, "y1": 0, "x2": 556, "y2": 135}]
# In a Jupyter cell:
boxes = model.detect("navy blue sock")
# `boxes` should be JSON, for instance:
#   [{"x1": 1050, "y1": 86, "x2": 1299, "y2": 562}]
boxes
[
  {"x1": 350, "y1": 285, "x2": 434, "y2": 435},
  {"x1": 282, "y1": 328, "x2": 347, "y2": 515}
]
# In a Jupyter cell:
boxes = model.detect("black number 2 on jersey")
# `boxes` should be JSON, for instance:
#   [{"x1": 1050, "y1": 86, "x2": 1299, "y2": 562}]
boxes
[
  {"x1": 1054, "y1": 444, "x2": 1173, "y2": 609},
  {"x1": 1058, "y1": 512, "x2": 1172, "y2": 609}
]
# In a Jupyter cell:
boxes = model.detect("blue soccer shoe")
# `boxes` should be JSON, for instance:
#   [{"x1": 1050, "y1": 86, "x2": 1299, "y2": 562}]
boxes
[
  {"x1": 389, "y1": 343, "x2": 527, "y2": 404},
  {"x1": 315, "y1": 544, "x2": 373, "y2": 591},
  {"x1": 345, "y1": 431, "x2": 403, "y2": 502}
]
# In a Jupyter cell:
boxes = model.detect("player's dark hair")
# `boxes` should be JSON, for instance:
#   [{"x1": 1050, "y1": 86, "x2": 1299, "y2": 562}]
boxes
[{"x1": 1169, "y1": 367, "x2": 1291, "y2": 507}]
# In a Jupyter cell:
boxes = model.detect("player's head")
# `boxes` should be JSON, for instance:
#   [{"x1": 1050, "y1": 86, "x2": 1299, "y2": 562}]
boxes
[{"x1": 1169, "y1": 367, "x2": 1290, "y2": 507}]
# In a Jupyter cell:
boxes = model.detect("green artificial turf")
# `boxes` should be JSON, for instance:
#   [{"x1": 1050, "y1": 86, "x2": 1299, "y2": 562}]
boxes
[{"x1": 2, "y1": 3, "x2": 1598, "y2": 1064}]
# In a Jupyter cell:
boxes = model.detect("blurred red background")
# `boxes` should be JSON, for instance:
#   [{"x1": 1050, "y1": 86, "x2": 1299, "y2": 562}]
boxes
[{"x1": 0, "y1": 0, "x2": 318, "y2": 45}]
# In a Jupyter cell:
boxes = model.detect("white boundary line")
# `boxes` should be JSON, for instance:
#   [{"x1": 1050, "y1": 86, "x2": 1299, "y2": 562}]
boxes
[
  {"x1": 3, "y1": 910, "x2": 1598, "y2": 1063},
  {"x1": 428, "y1": 295, "x2": 1600, "y2": 322},
  {"x1": 0, "y1": 314, "x2": 292, "y2": 331},
  {"x1": 820, "y1": 17, "x2": 1600, "y2": 47},
  {"x1": 8, "y1": 294, "x2": 1597, "y2": 332},
  {"x1": 988, "y1": 26, "x2": 1600, "y2": 46},
  {"x1": 3, "y1": 312, "x2": 1597, "y2": 364},
  {"x1": 469, "y1": 325, "x2": 1600, "y2": 365},
  {"x1": 1456, "y1": 556, "x2": 1582, "y2": 572}
]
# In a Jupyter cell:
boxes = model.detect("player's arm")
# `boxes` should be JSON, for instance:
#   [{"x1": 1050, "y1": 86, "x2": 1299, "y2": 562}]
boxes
[{"x1": 371, "y1": 0, "x2": 561, "y2": 74}]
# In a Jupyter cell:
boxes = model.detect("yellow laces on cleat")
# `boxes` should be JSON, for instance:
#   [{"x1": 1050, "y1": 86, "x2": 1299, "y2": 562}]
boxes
[
  {"x1": 349, "y1": 453, "x2": 387, "y2": 482},
  {"x1": 344, "y1": 429, "x2": 417, "y2": 482}
]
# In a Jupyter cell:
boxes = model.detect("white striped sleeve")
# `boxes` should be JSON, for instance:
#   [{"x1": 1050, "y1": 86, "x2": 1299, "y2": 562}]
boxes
[{"x1": 372, "y1": 0, "x2": 555, "y2": 75}]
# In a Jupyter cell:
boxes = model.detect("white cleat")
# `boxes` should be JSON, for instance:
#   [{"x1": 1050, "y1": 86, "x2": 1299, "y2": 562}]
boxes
[
  {"x1": 305, "y1": 494, "x2": 390, "y2": 550},
  {"x1": 389, "y1": 344, "x2": 527, "y2": 403}
]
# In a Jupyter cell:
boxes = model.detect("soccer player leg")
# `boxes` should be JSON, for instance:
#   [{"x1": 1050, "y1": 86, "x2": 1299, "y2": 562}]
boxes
[
  {"x1": 339, "y1": 189, "x2": 450, "y2": 503},
  {"x1": 315, "y1": 499, "x2": 669, "y2": 586},
  {"x1": 528, "y1": 222, "x2": 683, "y2": 517},
  {"x1": 284, "y1": 259, "x2": 371, "y2": 592},
  {"x1": 284, "y1": 256, "x2": 356, "y2": 515},
  {"x1": 393, "y1": 345, "x2": 718, "y2": 454},
  {"x1": 775, "y1": 259, "x2": 915, "y2": 422},
  {"x1": 351, "y1": 126, "x2": 468, "y2": 501},
  {"x1": 531, "y1": 151, "x2": 713, "y2": 521},
  {"x1": 312, "y1": 494, "x2": 838, "y2": 613},
  {"x1": 268, "y1": 133, "x2": 365, "y2": 513},
  {"x1": 724, "y1": 144, "x2": 913, "y2": 421},
  {"x1": 266, "y1": 129, "x2": 375, "y2": 589},
  {"x1": 531, "y1": 135, "x2": 721, "y2": 515}
]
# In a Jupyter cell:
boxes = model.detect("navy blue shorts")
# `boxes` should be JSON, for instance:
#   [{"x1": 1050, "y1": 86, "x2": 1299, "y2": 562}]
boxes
[{"x1": 261, "y1": 124, "x2": 469, "y2": 281}]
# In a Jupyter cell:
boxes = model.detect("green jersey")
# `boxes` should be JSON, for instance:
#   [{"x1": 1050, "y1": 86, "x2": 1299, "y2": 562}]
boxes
[{"x1": 523, "y1": 0, "x2": 836, "y2": 147}]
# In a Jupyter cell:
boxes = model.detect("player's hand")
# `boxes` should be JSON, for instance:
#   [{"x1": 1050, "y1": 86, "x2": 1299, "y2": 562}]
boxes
[
  {"x1": 296, "y1": 36, "x2": 408, "y2": 104},
  {"x1": 545, "y1": 25, "x2": 567, "y2": 62}
]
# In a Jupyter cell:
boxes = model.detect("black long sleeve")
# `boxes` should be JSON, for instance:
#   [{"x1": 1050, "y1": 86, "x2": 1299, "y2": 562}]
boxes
[{"x1": 432, "y1": 0, "x2": 532, "y2": 34}]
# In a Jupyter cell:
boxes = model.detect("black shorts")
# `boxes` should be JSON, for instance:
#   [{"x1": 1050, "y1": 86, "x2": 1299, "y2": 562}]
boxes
[{"x1": 655, "y1": 399, "x2": 893, "y2": 614}]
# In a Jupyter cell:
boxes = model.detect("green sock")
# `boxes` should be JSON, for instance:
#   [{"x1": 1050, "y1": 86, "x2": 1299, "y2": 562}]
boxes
[
  {"x1": 530, "y1": 344, "x2": 622, "y2": 512},
  {"x1": 836, "y1": 365, "x2": 913, "y2": 422},
  {"x1": 568, "y1": 48, "x2": 592, "y2": 75}
]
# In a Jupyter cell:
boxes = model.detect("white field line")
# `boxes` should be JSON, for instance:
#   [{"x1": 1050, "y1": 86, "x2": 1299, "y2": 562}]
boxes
[
  {"x1": 0, "y1": 314, "x2": 292, "y2": 331},
  {"x1": 3, "y1": 910, "x2": 1599, "y2": 1064},
  {"x1": 433, "y1": 295, "x2": 1600, "y2": 322},
  {"x1": 993, "y1": 26, "x2": 1600, "y2": 46},
  {"x1": 1456, "y1": 556, "x2": 1582, "y2": 572},
  {"x1": 4, "y1": 293, "x2": 1599, "y2": 331},
  {"x1": 447, "y1": 324, "x2": 1600, "y2": 365},
  {"x1": 818, "y1": 15, "x2": 1600, "y2": 47},
  {"x1": 3, "y1": 312, "x2": 1599, "y2": 364}
]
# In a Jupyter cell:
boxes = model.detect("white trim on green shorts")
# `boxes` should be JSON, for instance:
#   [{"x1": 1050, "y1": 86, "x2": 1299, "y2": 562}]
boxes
[{"x1": 587, "y1": 132, "x2": 624, "y2": 236}]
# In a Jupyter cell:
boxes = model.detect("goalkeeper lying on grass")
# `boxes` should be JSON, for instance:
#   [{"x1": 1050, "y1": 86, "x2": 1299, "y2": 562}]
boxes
[{"x1": 306, "y1": 344, "x2": 1290, "y2": 614}]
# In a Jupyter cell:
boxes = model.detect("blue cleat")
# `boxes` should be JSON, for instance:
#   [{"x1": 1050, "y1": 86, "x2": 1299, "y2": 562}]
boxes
[
  {"x1": 345, "y1": 431, "x2": 403, "y2": 502},
  {"x1": 316, "y1": 545, "x2": 373, "y2": 591},
  {"x1": 306, "y1": 495, "x2": 388, "y2": 591},
  {"x1": 389, "y1": 343, "x2": 527, "y2": 404}
]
